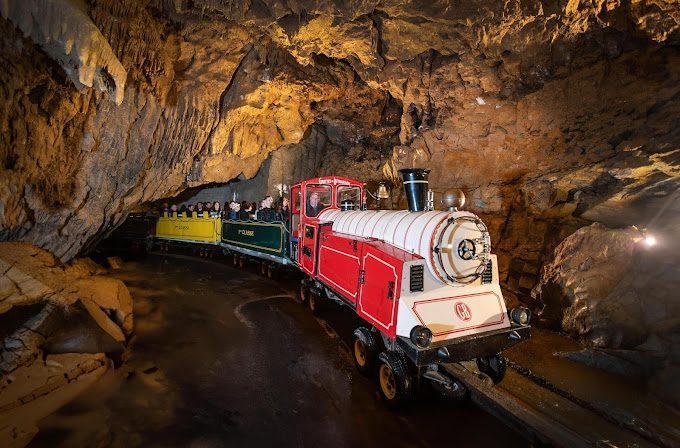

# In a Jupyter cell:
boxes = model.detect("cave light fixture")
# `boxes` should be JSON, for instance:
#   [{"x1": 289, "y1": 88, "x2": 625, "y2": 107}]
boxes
[
  {"x1": 644, "y1": 234, "x2": 657, "y2": 247},
  {"x1": 633, "y1": 225, "x2": 658, "y2": 248}
]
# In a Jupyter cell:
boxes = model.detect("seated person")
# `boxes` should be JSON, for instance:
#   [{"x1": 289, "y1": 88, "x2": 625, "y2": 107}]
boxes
[
  {"x1": 228, "y1": 201, "x2": 240, "y2": 219},
  {"x1": 239, "y1": 201, "x2": 252, "y2": 220},
  {"x1": 169, "y1": 204, "x2": 178, "y2": 217},
  {"x1": 178, "y1": 204, "x2": 188, "y2": 217},
  {"x1": 306, "y1": 192, "x2": 326, "y2": 217},
  {"x1": 275, "y1": 197, "x2": 290, "y2": 221},
  {"x1": 258, "y1": 195, "x2": 276, "y2": 222},
  {"x1": 210, "y1": 201, "x2": 222, "y2": 218}
]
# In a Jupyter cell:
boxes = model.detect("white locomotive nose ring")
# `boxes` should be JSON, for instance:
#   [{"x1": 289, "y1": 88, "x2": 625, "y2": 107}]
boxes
[{"x1": 457, "y1": 239, "x2": 476, "y2": 260}]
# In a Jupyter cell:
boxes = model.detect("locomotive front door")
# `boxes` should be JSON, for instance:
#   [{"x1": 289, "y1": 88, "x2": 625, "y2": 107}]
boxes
[{"x1": 301, "y1": 224, "x2": 317, "y2": 275}]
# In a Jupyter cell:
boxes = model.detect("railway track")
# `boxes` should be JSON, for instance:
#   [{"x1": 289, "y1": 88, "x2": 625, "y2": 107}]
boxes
[
  {"x1": 443, "y1": 361, "x2": 671, "y2": 448},
  {"x1": 503, "y1": 360, "x2": 673, "y2": 447}
]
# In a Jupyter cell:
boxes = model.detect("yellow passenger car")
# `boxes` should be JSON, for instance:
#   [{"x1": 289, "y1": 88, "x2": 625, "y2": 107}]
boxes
[{"x1": 155, "y1": 214, "x2": 221, "y2": 244}]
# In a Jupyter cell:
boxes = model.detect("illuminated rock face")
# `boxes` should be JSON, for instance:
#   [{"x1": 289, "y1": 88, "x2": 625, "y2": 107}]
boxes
[{"x1": 0, "y1": 2, "x2": 677, "y2": 373}]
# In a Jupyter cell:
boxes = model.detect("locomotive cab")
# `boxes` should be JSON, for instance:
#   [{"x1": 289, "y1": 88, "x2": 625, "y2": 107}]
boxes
[{"x1": 291, "y1": 177, "x2": 365, "y2": 276}]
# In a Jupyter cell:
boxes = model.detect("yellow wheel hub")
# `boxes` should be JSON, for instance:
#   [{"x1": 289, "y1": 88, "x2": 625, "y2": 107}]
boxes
[
  {"x1": 354, "y1": 339, "x2": 367, "y2": 366},
  {"x1": 379, "y1": 364, "x2": 397, "y2": 400}
]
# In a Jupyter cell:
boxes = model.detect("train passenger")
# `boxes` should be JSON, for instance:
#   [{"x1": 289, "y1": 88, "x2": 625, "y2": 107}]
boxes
[
  {"x1": 187, "y1": 204, "x2": 195, "y2": 217},
  {"x1": 210, "y1": 201, "x2": 222, "y2": 218},
  {"x1": 205, "y1": 201, "x2": 213, "y2": 211},
  {"x1": 239, "y1": 201, "x2": 251, "y2": 220},
  {"x1": 258, "y1": 196, "x2": 276, "y2": 222},
  {"x1": 196, "y1": 202, "x2": 205, "y2": 217},
  {"x1": 178, "y1": 205, "x2": 187, "y2": 217},
  {"x1": 306, "y1": 192, "x2": 325, "y2": 217},
  {"x1": 250, "y1": 202, "x2": 258, "y2": 219},
  {"x1": 161, "y1": 202, "x2": 170, "y2": 217},
  {"x1": 275, "y1": 197, "x2": 290, "y2": 221},
  {"x1": 170, "y1": 204, "x2": 178, "y2": 217},
  {"x1": 255, "y1": 199, "x2": 264, "y2": 220},
  {"x1": 228, "y1": 201, "x2": 239, "y2": 219}
]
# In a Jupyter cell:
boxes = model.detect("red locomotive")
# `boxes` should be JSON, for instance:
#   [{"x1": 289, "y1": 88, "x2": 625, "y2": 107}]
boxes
[{"x1": 291, "y1": 169, "x2": 531, "y2": 406}]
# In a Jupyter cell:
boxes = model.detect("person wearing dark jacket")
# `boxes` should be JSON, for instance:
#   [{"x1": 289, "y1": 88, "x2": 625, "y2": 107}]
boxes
[
  {"x1": 258, "y1": 196, "x2": 277, "y2": 222},
  {"x1": 228, "y1": 201, "x2": 239, "y2": 219},
  {"x1": 275, "y1": 197, "x2": 290, "y2": 221},
  {"x1": 306, "y1": 192, "x2": 325, "y2": 217},
  {"x1": 239, "y1": 202, "x2": 251, "y2": 220}
]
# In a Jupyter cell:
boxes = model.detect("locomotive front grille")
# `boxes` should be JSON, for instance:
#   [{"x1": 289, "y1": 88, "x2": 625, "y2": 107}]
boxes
[
  {"x1": 481, "y1": 259, "x2": 493, "y2": 284},
  {"x1": 410, "y1": 265, "x2": 424, "y2": 292}
]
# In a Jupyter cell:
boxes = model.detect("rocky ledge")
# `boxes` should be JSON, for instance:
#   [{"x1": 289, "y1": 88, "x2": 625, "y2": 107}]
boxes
[{"x1": 0, "y1": 243, "x2": 132, "y2": 447}]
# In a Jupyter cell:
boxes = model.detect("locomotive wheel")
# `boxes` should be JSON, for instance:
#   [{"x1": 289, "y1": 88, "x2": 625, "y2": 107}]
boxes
[
  {"x1": 352, "y1": 327, "x2": 381, "y2": 376},
  {"x1": 376, "y1": 351, "x2": 413, "y2": 408},
  {"x1": 231, "y1": 254, "x2": 238, "y2": 267},
  {"x1": 299, "y1": 283, "x2": 309, "y2": 305},
  {"x1": 260, "y1": 262, "x2": 267, "y2": 276},
  {"x1": 476, "y1": 353, "x2": 507, "y2": 384},
  {"x1": 308, "y1": 291, "x2": 322, "y2": 316},
  {"x1": 266, "y1": 264, "x2": 276, "y2": 280},
  {"x1": 238, "y1": 256, "x2": 245, "y2": 269}
]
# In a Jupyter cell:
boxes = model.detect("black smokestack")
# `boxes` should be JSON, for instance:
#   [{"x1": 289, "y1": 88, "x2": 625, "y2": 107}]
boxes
[{"x1": 399, "y1": 168, "x2": 430, "y2": 212}]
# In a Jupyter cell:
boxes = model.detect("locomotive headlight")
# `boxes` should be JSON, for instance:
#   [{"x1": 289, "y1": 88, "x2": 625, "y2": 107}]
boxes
[
  {"x1": 510, "y1": 307, "x2": 531, "y2": 326},
  {"x1": 410, "y1": 326, "x2": 433, "y2": 348}
]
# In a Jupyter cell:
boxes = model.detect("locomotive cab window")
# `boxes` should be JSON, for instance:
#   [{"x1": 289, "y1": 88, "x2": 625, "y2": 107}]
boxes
[
  {"x1": 305, "y1": 184, "x2": 331, "y2": 217},
  {"x1": 304, "y1": 226, "x2": 315, "y2": 238},
  {"x1": 338, "y1": 186, "x2": 361, "y2": 210},
  {"x1": 291, "y1": 187, "x2": 301, "y2": 214}
]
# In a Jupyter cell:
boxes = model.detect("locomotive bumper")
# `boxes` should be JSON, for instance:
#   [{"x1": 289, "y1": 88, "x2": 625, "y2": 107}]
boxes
[{"x1": 397, "y1": 324, "x2": 531, "y2": 367}]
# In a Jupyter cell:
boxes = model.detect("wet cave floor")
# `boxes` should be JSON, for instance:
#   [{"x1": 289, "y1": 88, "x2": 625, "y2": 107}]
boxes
[{"x1": 30, "y1": 254, "x2": 524, "y2": 447}]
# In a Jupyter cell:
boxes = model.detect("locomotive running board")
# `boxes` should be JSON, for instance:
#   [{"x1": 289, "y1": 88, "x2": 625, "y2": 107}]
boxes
[{"x1": 443, "y1": 363, "x2": 590, "y2": 448}]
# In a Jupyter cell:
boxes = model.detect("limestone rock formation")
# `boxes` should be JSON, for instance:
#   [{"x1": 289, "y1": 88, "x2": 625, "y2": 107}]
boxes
[
  {"x1": 0, "y1": 353, "x2": 108, "y2": 447},
  {"x1": 0, "y1": 0, "x2": 127, "y2": 104},
  {"x1": 0, "y1": 242, "x2": 132, "y2": 446},
  {"x1": 534, "y1": 221, "x2": 680, "y2": 405},
  {"x1": 535, "y1": 223, "x2": 645, "y2": 345}
]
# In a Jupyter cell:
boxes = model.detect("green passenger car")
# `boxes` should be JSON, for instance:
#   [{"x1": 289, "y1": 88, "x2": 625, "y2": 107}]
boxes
[{"x1": 221, "y1": 219, "x2": 289, "y2": 261}]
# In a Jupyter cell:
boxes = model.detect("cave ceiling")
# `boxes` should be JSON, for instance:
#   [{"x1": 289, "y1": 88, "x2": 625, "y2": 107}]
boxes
[{"x1": 0, "y1": 0, "x2": 678, "y2": 260}]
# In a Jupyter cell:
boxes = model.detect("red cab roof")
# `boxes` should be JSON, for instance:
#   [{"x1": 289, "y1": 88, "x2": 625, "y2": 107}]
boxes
[{"x1": 291, "y1": 176, "x2": 364, "y2": 189}]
